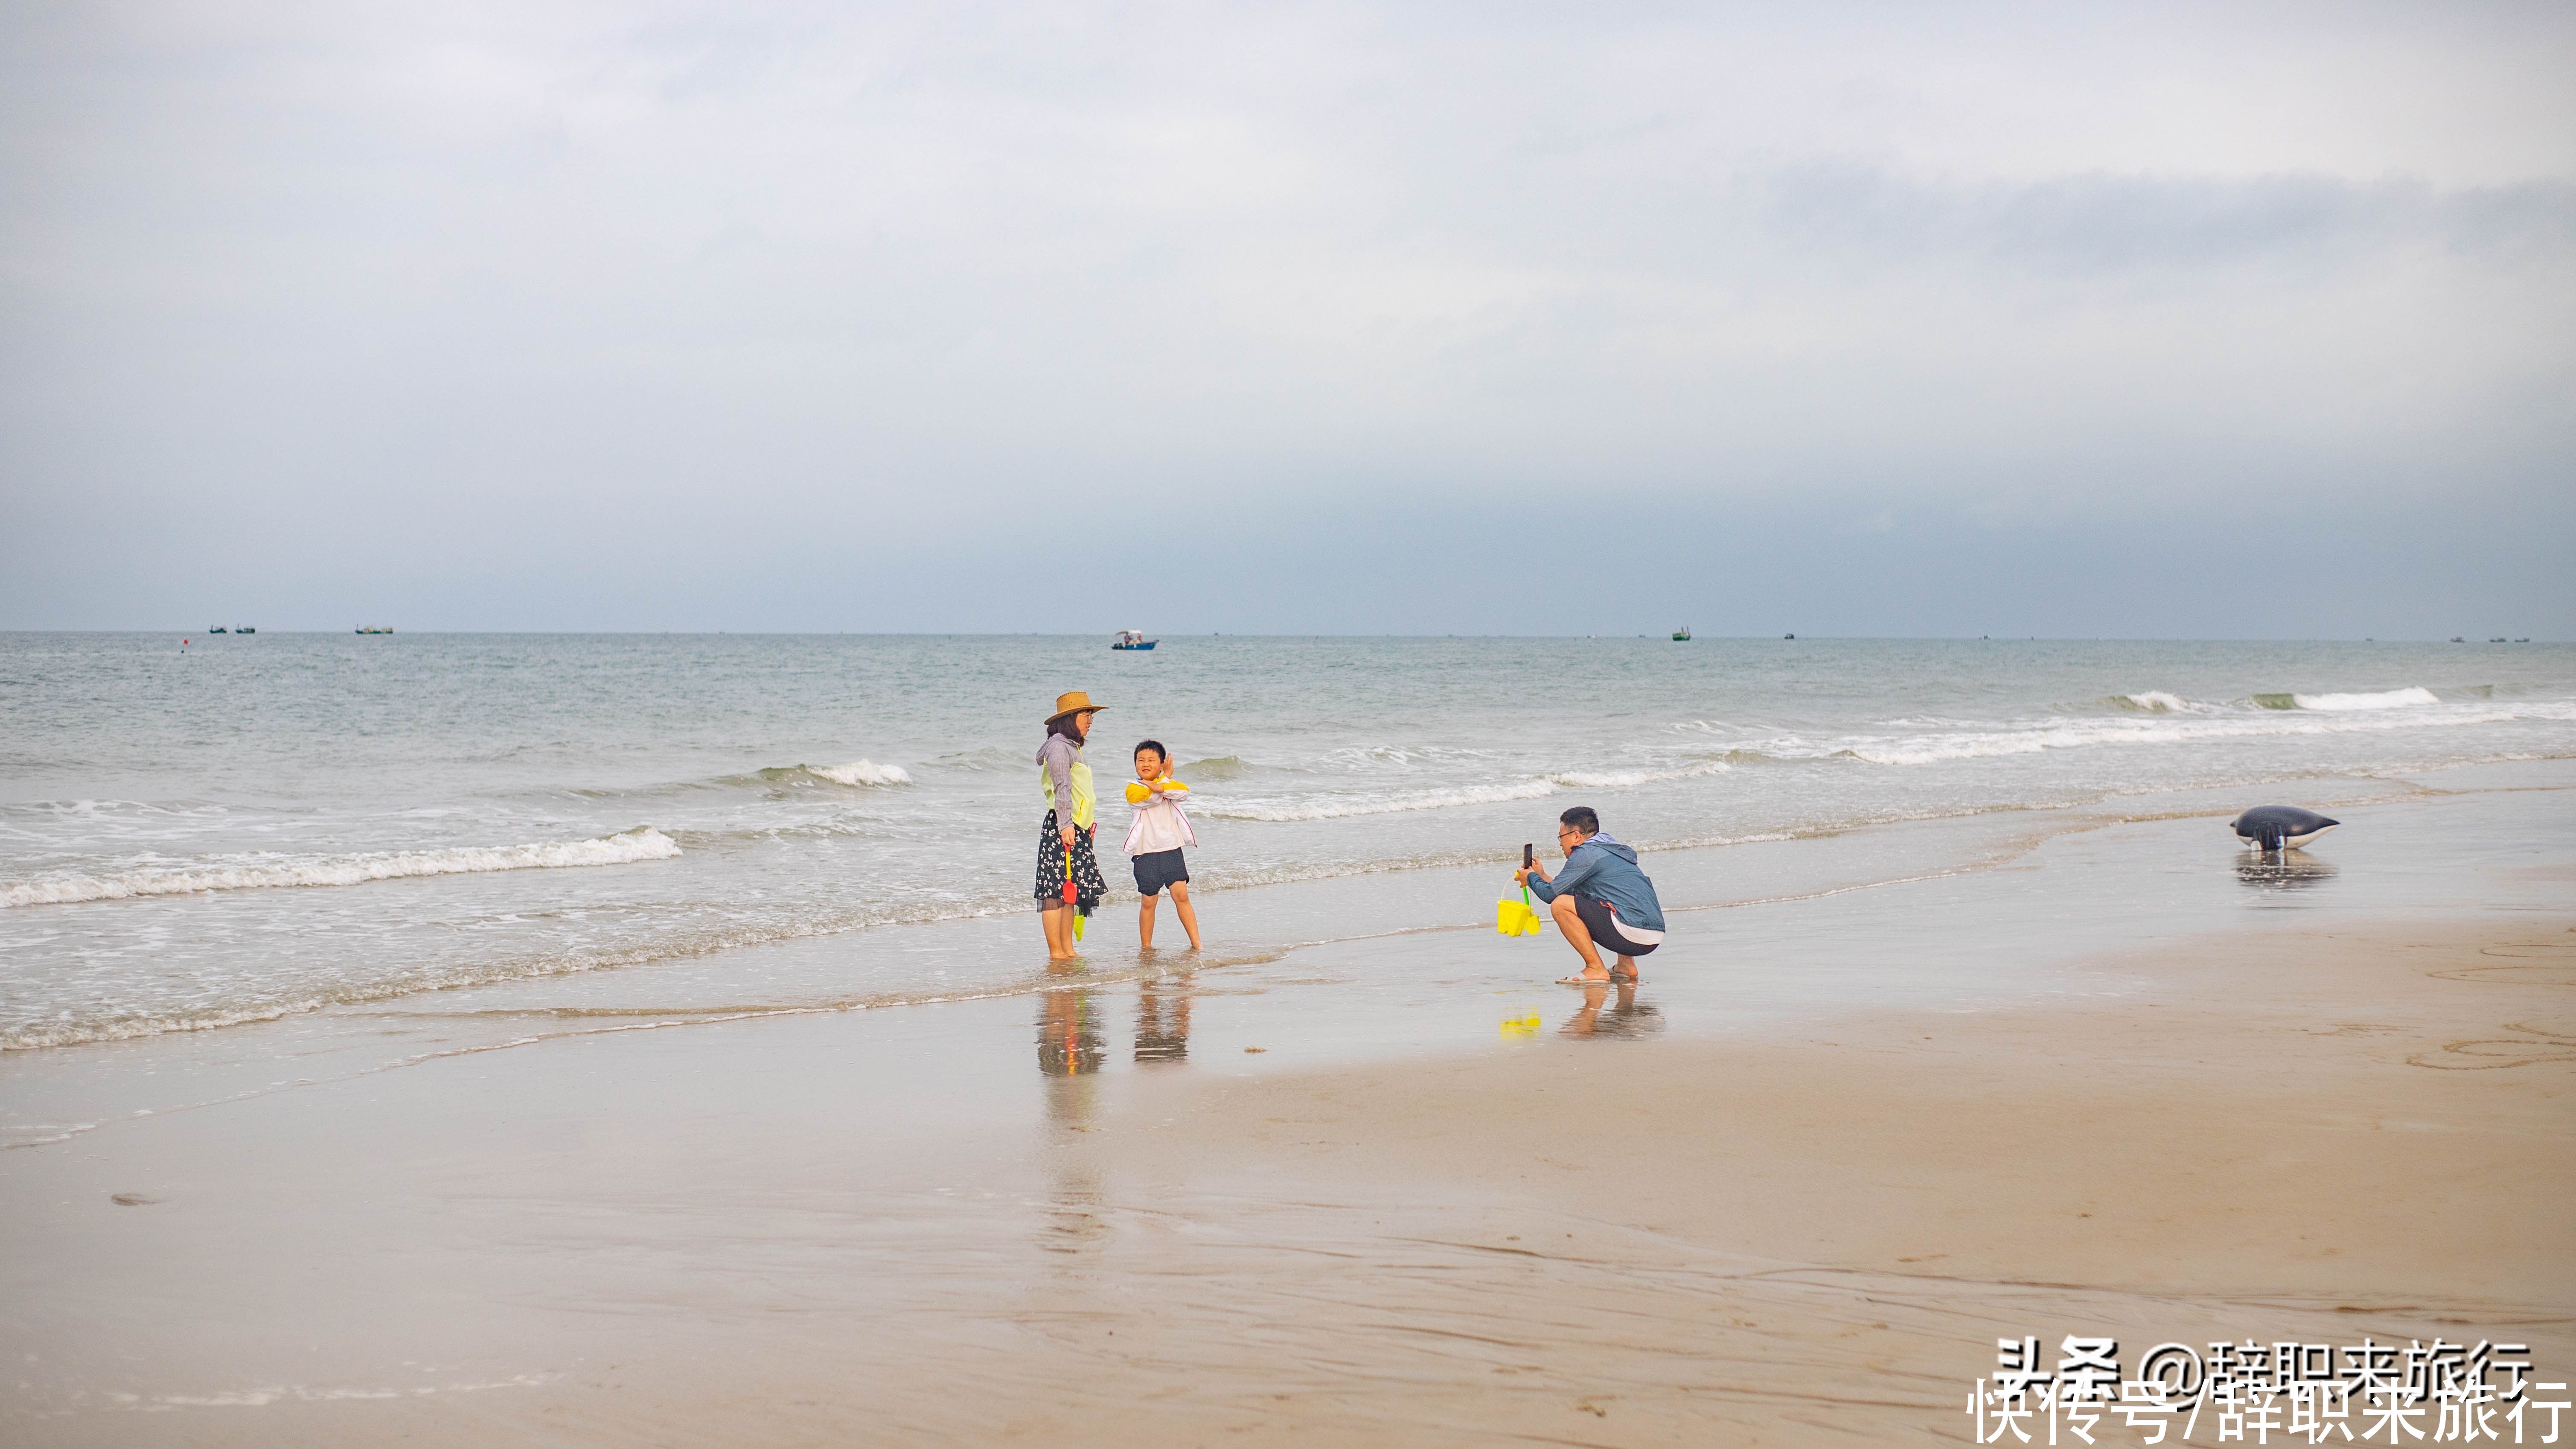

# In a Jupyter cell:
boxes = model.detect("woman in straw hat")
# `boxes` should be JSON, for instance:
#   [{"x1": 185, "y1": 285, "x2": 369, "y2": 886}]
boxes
[{"x1": 1036, "y1": 691, "x2": 1111, "y2": 959}]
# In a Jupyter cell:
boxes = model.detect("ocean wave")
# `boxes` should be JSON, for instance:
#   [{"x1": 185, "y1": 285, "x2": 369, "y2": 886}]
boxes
[
  {"x1": 751, "y1": 760, "x2": 912, "y2": 788},
  {"x1": 1195, "y1": 776, "x2": 1566, "y2": 822},
  {"x1": 2288, "y1": 687, "x2": 2440, "y2": 711},
  {"x1": 0, "y1": 827, "x2": 681, "y2": 908},
  {"x1": 1837, "y1": 698, "x2": 2570, "y2": 766},
  {"x1": 1190, "y1": 756, "x2": 1734, "y2": 821},
  {"x1": 0, "y1": 798, "x2": 239, "y2": 847},
  {"x1": 920, "y1": 746, "x2": 1027, "y2": 773},
  {"x1": 0, "y1": 797, "x2": 230, "y2": 821},
  {"x1": 0, "y1": 879, "x2": 1057, "y2": 1050},
  {"x1": 1543, "y1": 759, "x2": 1735, "y2": 789},
  {"x1": 1318, "y1": 744, "x2": 1509, "y2": 770},
  {"x1": 2104, "y1": 691, "x2": 2204, "y2": 713}
]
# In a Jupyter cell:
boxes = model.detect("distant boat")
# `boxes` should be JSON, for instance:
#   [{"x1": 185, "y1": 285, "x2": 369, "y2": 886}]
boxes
[
  {"x1": 208, "y1": 627, "x2": 227, "y2": 634},
  {"x1": 1671, "y1": 627, "x2": 1691, "y2": 641},
  {"x1": 1784, "y1": 633, "x2": 1796, "y2": 640},
  {"x1": 356, "y1": 626, "x2": 394, "y2": 635},
  {"x1": 234, "y1": 626, "x2": 255, "y2": 635},
  {"x1": 1111, "y1": 630, "x2": 1156, "y2": 651}
]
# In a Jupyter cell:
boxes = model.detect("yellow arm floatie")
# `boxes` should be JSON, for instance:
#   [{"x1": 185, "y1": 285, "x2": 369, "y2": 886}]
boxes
[{"x1": 1123, "y1": 780, "x2": 1189, "y2": 803}]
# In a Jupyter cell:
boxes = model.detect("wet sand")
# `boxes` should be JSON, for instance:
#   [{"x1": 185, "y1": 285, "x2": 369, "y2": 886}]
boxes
[
  {"x1": 1058, "y1": 915, "x2": 2576, "y2": 1443},
  {"x1": 4, "y1": 778, "x2": 2572, "y2": 1445}
]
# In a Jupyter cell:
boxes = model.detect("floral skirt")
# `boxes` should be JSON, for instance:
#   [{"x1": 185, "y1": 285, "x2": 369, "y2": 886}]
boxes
[{"x1": 1035, "y1": 810, "x2": 1106, "y2": 914}]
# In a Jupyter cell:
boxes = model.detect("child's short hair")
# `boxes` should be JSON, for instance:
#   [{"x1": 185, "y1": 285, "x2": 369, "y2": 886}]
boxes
[{"x1": 1134, "y1": 739, "x2": 1167, "y2": 762}]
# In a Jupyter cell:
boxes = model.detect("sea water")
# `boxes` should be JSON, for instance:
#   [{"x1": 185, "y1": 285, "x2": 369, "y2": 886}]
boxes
[{"x1": 3, "y1": 633, "x2": 2571, "y2": 1050}]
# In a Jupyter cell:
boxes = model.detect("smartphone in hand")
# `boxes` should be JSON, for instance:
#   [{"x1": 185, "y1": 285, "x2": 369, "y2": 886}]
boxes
[{"x1": 1523, "y1": 843, "x2": 1534, "y2": 870}]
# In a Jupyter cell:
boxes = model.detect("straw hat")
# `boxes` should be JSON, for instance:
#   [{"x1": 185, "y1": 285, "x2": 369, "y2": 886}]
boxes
[{"x1": 1045, "y1": 690, "x2": 1109, "y2": 724}]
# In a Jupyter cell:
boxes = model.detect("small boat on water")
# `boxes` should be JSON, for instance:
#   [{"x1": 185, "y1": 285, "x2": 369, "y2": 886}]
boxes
[
  {"x1": 1111, "y1": 629, "x2": 1157, "y2": 651},
  {"x1": 356, "y1": 626, "x2": 394, "y2": 635},
  {"x1": 208, "y1": 627, "x2": 227, "y2": 634},
  {"x1": 234, "y1": 626, "x2": 255, "y2": 634},
  {"x1": 1671, "y1": 627, "x2": 1691, "y2": 641}
]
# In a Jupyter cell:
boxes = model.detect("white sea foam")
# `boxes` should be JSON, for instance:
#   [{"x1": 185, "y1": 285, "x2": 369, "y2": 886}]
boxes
[
  {"x1": 0, "y1": 827, "x2": 681, "y2": 908},
  {"x1": 2110, "y1": 691, "x2": 2198, "y2": 713},
  {"x1": 1544, "y1": 759, "x2": 1735, "y2": 789},
  {"x1": 1838, "y1": 698, "x2": 2571, "y2": 766},
  {"x1": 2290, "y1": 687, "x2": 2439, "y2": 711},
  {"x1": 1196, "y1": 777, "x2": 1566, "y2": 822},
  {"x1": 1193, "y1": 757, "x2": 1733, "y2": 821},
  {"x1": 752, "y1": 759, "x2": 912, "y2": 787},
  {"x1": 803, "y1": 760, "x2": 912, "y2": 787},
  {"x1": 1319, "y1": 744, "x2": 1508, "y2": 769}
]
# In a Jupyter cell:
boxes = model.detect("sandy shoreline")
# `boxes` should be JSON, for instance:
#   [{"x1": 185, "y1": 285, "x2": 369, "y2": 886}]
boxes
[
  {"x1": 4, "y1": 781, "x2": 2572, "y2": 1445},
  {"x1": 1058, "y1": 914, "x2": 2575, "y2": 1443}
]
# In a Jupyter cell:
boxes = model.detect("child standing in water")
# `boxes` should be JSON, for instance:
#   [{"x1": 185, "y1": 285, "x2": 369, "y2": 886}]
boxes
[{"x1": 1123, "y1": 739, "x2": 1202, "y2": 950}]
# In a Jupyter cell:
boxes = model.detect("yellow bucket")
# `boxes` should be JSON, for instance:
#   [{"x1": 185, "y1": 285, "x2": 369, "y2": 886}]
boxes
[{"x1": 1495, "y1": 897, "x2": 1544, "y2": 936}]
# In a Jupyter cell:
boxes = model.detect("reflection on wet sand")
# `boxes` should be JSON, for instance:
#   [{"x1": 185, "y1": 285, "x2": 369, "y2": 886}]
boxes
[
  {"x1": 1559, "y1": 979, "x2": 1665, "y2": 1039},
  {"x1": 1036, "y1": 976, "x2": 1106, "y2": 1078},
  {"x1": 1135, "y1": 969, "x2": 1193, "y2": 1065},
  {"x1": 1036, "y1": 966, "x2": 1106, "y2": 1251},
  {"x1": 2235, "y1": 850, "x2": 2339, "y2": 893},
  {"x1": 1031, "y1": 966, "x2": 1199, "y2": 1257}
]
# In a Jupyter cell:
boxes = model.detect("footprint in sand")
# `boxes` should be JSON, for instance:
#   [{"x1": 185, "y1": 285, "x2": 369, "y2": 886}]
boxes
[
  {"x1": 2429, "y1": 941, "x2": 2576, "y2": 987},
  {"x1": 2405, "y1": 1024, "x2": 2576, "y2": 1071}
]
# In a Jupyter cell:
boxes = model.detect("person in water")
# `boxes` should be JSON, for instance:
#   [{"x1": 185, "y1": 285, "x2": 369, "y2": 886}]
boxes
[
  {"x1": 1516, "y1": 806, "x2": 1667, "y2": 984},
  {"x1": 1035, "y1": 691, "x2": 1110, "y2": 960},
  {"x1": 1123, "y1": 739, "x2": 1201, "y2": 950}
]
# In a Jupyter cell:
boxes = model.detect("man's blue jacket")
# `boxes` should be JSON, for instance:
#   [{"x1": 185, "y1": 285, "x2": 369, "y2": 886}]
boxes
[{"x1": 1524, "y1": 830, "x2": 1666, "y2": 931}]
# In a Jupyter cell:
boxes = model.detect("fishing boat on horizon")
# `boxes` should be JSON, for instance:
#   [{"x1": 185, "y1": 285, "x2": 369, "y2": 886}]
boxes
[
  {"x1": 356, "y1": 626, "x2": 394, "y2": 635},
  {"x1": 1671, "y1": 626, "x2": 1691, "y2": 641},
  {"x1": 1111, "y1": 629, "x2": 1157, "y2": 651}
]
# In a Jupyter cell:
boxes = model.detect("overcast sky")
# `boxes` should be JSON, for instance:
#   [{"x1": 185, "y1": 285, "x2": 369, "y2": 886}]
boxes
[{"x1": 3, "y1": 1, "x2": 2570, "y2": 637}]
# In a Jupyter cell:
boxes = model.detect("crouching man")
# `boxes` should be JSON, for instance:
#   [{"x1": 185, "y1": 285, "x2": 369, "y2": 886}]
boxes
[{"x1": 1516, "y1": 806, "x2": 1667, "y2": 984}]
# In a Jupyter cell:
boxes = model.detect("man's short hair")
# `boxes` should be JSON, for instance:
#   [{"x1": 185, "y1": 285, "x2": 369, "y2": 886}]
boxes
[
  {"x1": 1134, "y1": 739, "x2": 1167, "y2": 761},
  {"x1": 1560, "y1": 806, "x2": 1600, "y2": 835}
]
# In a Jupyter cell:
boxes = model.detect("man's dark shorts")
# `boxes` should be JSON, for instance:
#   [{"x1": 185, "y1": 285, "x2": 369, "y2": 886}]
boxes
[
  {"x1": 1574, "y1": 894, "x2": 1660, "y2": 957},
  {"x1": 1132, "y1": 848, "x2": 1190, "y2": 897}
]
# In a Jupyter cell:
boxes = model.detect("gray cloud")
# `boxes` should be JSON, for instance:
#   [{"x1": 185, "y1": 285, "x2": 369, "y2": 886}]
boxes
[
  {"x1": 1757, "y1": 168, "x2": 2576, "y2": 273},
  {"x1": 3, "y1": 1, "x2": 2570, "y2": 635}
]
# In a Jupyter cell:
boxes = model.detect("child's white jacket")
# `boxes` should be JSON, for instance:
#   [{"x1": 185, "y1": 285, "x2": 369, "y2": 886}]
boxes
[{"x1": 1124, "y1": 783, "x2": 1197, "y2": 855}]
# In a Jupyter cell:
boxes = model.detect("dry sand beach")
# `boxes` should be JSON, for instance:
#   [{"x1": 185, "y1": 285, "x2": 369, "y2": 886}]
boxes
[{"x1": 5, "y1": 762, "x2": 2570, "y2": 1446}]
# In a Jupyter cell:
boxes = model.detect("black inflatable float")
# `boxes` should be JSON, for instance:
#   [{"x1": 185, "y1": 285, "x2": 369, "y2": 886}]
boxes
[{"x1": 2230, "y1": 806, "x2": 2340, "y2": 851}]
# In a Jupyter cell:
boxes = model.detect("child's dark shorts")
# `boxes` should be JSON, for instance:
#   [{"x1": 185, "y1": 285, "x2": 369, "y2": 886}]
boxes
[{"x1": 1132, "y1": 848, "x2": 1190, "y2": 897}]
